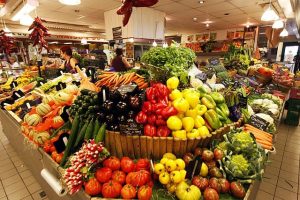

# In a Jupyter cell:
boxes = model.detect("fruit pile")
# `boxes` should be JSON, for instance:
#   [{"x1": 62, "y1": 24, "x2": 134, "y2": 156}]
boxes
[
  {"x1": 272, "y1": 67, "x2": 294, "y2": 87},
  {"x1": 84, "y1": 156, "x2": 153, "y2": 200}
]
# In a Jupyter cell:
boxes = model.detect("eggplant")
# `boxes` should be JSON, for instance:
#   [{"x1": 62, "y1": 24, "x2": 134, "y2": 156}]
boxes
[
  {"x1": 102, "y1": 100, "x2": 114, "y2": 113},
  {"x1": 105, "y1": 114, "x2": 115, "y2": 124},
  {"x1": 98, "y1": 86, "x2": 110, "y2": 104},
  {"x1": 110, "y1": 89, "x2": 121, "y2": 102},
  {"x1": 128, "y1": 111, "x2": 136, "y2": 119},
  {"x1": 98, "y1": 112, "x2": 106, "y2": 122},
  {"x1": 108, "y1": 124, "x2": 119, "y2": 131},
  {"x1": 116, "y1": 101, "x2": 128, "y2": 113},
  {"x1": 118, "y1": 115, "x2": 126, "y2": 123},
  {"x1": 129, "y1": 95, "x2": 140, "y2": 110},
  {"x1": 120, "y1": 93, "x2": 129, "y2": 102}
]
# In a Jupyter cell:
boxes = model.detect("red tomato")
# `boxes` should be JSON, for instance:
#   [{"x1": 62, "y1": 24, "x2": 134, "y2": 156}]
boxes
[
  {"x1": 95, "y1": 167, "x2": 112, "y2": 183},
  {"x1": 112, "y1": 170, "x2": 126, "y2": 185},
  {"x1": 51, "y1": 151, "x2": 58, "y2": 161},
  {"x1": 49, "y1": 145, "x2": 56, "y2": 153},
  {"x1": 85, "y1": 178, "x2": 102, "y2": 196},
  {"x1": 126, "y1": 172, "x2": 136, "y2": 185},
  {"x1": 55, "y1": 153, "x2": 63, "y2": 164},
  {"x1": 121, "y1": 184, "x2": 137, "y2": 199},
  {"x1": 120, "y1": 157, "x2": 135, "y2": 173},
  {"x1": 43, "y1": 141, "x2": 52, "y2": 153},
  {"x1": 138, "y1": 185, "x2": 152, "y2": 200},
  {"x1": 131, "y1": 170, "x2": 150, "y2": 187},
  {"x1": 135, "y1": 159, "x2": 150, "y2": 171},
  {"x1": 103, "y1": 156, "x2": 121, "y2": 171},
  {"x1": 147, "y1": 179, "x2": 154, "y2": 188},
  {"x1": 102, "y1": 180, "x2": 122, "y2": 198}
]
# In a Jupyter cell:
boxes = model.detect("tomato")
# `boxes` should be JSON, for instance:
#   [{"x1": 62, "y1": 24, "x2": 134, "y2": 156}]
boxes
[
  {"x1": 112, "y1": 170, "x2": 126, "y2": 185},
  {"x1": 50, "y1": 137, "x2": 58, "y2": 144},
  {"x1": 230, "y1": 182, "x2": 246, "y2": 198},
  {"x1": 95, "y1": 167, "x2": 112, "y2": 183},
  {"x1": 85, "y1": 178, "x2": 102, "y2": 196},
  {"x1": 203, "y1": 188, "x2": 219, "y2": 200},
  {"x1": 55, "y1": 153, "x2": 63, "y2": 164},
  {"x1": 50, "y1": 145, "x2": 56, "y2": 153},
  {"x1": 121, "y1": 184, "x2": 137, "y2": 199},
  {"x1": 103, "y1": 156, "x2": 121, "y2": 171},
  {"x1": 126, "y1": 172, "x2": 135, "y2": 185},
  {"x1": 138, "y1": 185, "x2": 152, "y2": 200},
  {"x1": 120, "y1": 157, "x2": 135, "y2": 173},
  {"x1": 130, "y1": 170, "x2": 151, "y2": 187},
  {"x1": 135, "y1": 159, "x2": 150, "y2": 171},
  {"x1": 102, "y1": 180, "x2": 122, "y2": 198},
  {"x1": 147, "y1": 179, "x2": 154, "y2": 188},
  {"x1": 43, "y1": 141, "x2": 52, "y2": 153},
  {"x1": 51, "y1": 151, "x2": 58, "y2": 161}
]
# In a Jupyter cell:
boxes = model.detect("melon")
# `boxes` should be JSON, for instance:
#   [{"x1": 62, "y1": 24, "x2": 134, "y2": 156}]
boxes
[
  {"x1": 34, "y1": 131, "x2": 50, "y2": 145},
  {"x1": 36, "y1": 103, "x2": 52, "y2": 116},
  {"x1": 55, "y1": 91, "x2": 71, "y2": 105},
  {"x1": 28, "y1": 129, "x2": 37, "y2": 139},
  {"x1": 52, "y1": 116, "x2": 64, "y2": 129},
  {"x1": 23, "y1": 113, "x2": 30, "y2": 122},
  {"x1": 26, "y1": 114, "x2": 42, "y2": 126},
  {"x1": 42, "y1": 95, "x2": 55, "y2": 104},
  {"x1": 65, "y1": 84, "x2": 79, "y2": 95}
]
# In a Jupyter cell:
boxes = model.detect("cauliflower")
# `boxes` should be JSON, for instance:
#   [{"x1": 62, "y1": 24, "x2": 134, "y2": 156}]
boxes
[
  {"x1": 228, "y1": 154, "x2": 249, "y2": 177},
  {"x1": 231, "y1": 131, "x2": 255, "y2": 152}
]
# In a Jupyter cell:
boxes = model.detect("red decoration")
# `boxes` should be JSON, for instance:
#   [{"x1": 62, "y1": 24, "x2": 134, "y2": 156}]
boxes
[
  {"x1": 28, "y1": 17, "x2": 50, "y2": 52},
  {"x1": 0, "y1": 0, "x2": 6, "y2": 7},
  {"x1": 0, "y1": 30, "x2": 15, "y2": 56},
  {"x1": 117, "y1": 0, "x2": 159, "y2": 26}
]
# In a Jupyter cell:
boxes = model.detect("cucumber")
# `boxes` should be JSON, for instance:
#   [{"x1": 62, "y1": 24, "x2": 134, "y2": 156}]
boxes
[
  {"x1": 84, "y1": 118, "x2": 94, "y2": 140},
  {"x1": 60, "y1": 113, "x2": 80, "y2": 167},
  {"x1": 74, "y1": 119, "x2": 89, "y2": 148},
  {"x1": 50, "y1": 121, "x2": 71, "y2": 138},
  {"x1": 92, "y1": 119, "x2": 100, "y2": 139},
  {"x1": 95, "y1": 123, "x2": 106, "y2": 143}
]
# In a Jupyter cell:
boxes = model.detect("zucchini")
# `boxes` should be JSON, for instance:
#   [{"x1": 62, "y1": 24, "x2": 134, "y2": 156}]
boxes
[
  {"x1": 74, "y1": 119, "x2": 89, "y2": 148},
  {"x1": 95, "y1": 123, "x2": 106, "y2": 143},
  {"x1": 92, "y1": 119, "x2": 100, "y2": 139},
  {"x1": 60, "y1": 113, "x2": 80, "y2": 167},
  {"x1": 84, "y1": 118, "x2": 94, "y2": 140},
  {"x1": 50, "y1": 121, "x2": 71, "y2": 138}
]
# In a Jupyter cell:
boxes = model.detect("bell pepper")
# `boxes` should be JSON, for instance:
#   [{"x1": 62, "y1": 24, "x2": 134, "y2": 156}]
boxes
[
  {"x1": 217, "y1": 103, "x2": 230, "y2": 117},
  {"x1": 152, "y1": 102, "x2": 166, "y2": 111},
  {"x1": 146, "y1": 87, "x2": 157, "y2": 101},
  {"x1": 147, "y1": 114, "x2": 157, "y2": 125},
  {"x1": 201, "y1": 95, "x2": 216, "y2": 109},
  {"x1": 142, "y1": 101, "x2": 153, "y2": 114},
  {"x1": 172, "y1": 130, "x2": 187, "y2": 139},
  {"x1": 157, "y1": 126, "x2": 171, "y2": 137},
  {"x1": 210, "y1": 92, "x2": 225, "y2": 104},
  {"x1": 195, "y1": 104, "x2": 207, "y2": 116},
  {"x1": 156, "y1": 115, "x2": 166, "y2": 126},
  {"x1": 161, "y1": 106, "x2": 178, "y2": 119},
  {"x1": 204, "y1": 109, "x2": 221, "y2": 130},
  {"x1": 216, "y1": 107, "x2": 227, "y2": 121},
  {"x1": 144, "y1": 124, "x2": 157, "y2": 137},
  {"x1": 135, "y1": 111, "x2": 148, "y2": 124}
]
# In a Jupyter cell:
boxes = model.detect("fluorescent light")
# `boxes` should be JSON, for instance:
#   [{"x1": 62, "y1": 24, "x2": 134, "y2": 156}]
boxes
[
  {"x1": 81, "y1": 38, "x2": 87, "y2": 44},
  {"x1": 152, "y1": 41, "x2": 157, "y2": 47},
  {"x1": 20, "y1": 14, "x2": 34, "y2": 26},
  {"x1": 59, "y1": 0, "x2": 81, "y2": 5},
  {"x1": 64, "y1": 42, "x2": 72, "y2": 44},
  {"x1": 280, "y1": 28, "x2": 288, "y2": 37},
  {"x1": 272, "y1": 20, "x2": 284, "y2": 29},
  {"x1": 128, "y1": 38, "x2": 134, "y2": 43},
  {"x1": 49, "y1": 41, "x2": 58, "y2": 44},
  {"x1": 12, "y1": 0, "x2": 39, "y2": 21},
  {"x1": 261, "y1": 6, "x2": 279, "y2": 21}
]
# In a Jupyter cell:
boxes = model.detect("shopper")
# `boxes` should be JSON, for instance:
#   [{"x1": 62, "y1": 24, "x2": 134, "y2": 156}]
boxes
[
  {"x1": 8, "y1": 56, "x2": 20, "y2": 68},
  {"x1": 110, "y1": 48, "x2": 132, "y2": 72},
  {"x1": 59, "y1": 46, "x2": 78, "y2": 73}
]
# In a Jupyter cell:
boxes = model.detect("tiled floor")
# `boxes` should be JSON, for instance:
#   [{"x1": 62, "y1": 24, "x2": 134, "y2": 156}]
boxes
[
  {"x1": 0, "y1": 124, "x2": 48, "y2": 200},
  {"x1": 0, "y1": 120, "x2": 299, "y2": 199}
]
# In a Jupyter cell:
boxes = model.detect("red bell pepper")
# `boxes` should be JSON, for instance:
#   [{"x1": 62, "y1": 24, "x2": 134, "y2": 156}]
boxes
[
  {"x1": 135, "y1": 111, "x2": 148, "y2": 124},
  {"x1": 152, "y1": 102, "x2": 166, "y2": 111},
  {"x1": 157, "y1": 126, "x2": 171, "y2": 137},
  {"x1": 146, "y1": 87, "x2": 157, "y2": 101},
  {"x1": 144, "y1": 124, "x2": 157, "y2": 137},
  {"x1": 155, "y1": 115, "x2": 166, "y2": 126},
  {"x1": 147, "y1": 114, "x2": 157, "y2": 125},
  {"x1": 161, "y1": 106, "x2": 178, "y2": 119},
  {"x1": 142, "y1": 101, "x2": 153, "y2": 114}
]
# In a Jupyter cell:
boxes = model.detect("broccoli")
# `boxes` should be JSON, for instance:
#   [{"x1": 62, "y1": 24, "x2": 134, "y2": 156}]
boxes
[
  {"x1": 229, "y1": 154, "x2": 249, "y2": 177},
  {"x1": 231, "y1": 131, "x2": 254, "y2": 152}
]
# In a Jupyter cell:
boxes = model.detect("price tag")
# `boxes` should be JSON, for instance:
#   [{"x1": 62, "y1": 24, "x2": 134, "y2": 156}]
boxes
[
  {"x1": 12, "y1": 90, "x2": 25, "y2": 100},
  {"x1": 72, "y1": 81, "x2": 81, "y2": 86},
  {"x1": 53, "y1": 132, "x2": 70, "y2": 154},
  {"x1": 60, "y1": 106, "x2": 69, "y2": 122},
  {"x1": 208, "y1": 57, "x2": 220, "y2": 66},
  {"x1": 119, "y1": 119, "x2": 143, "y2": 136},
  {"x1": 26, "y1": 103, "x2": 31, "y2": 109},
  {"x1": 1, "y1": 98, "x2": 14, "y2": 109},
  {"x1": 249, "y1": 115, "x2": 269, "y2": 131},
  {"x1": 56, "y1": 82, "x2": 67, "y2": 91},
  {"x1": 195, "y1": 73, "x2": 207, "y2": 82},
  {"x1": 10, "y1": 81, "x2": 18, "y2": 89}
]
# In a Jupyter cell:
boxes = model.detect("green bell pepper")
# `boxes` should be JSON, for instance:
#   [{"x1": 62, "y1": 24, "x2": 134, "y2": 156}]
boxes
[
  {"x1": 201, "y1": 94, "x2": 216, "y2": 109},
  {"x1": 204, "y1": 109, "x2": 222, "y2": 130},
  {"x1": 217, "y1": 103, "x2": 230, "y2": 117},
  {"x1": 210, "y1": 92, "x2": 225, "y2": 104}
]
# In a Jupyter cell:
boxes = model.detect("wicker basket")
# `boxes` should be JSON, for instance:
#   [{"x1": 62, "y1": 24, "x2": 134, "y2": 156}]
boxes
[{"x1": 105, "y1": 118, "x2": 243, "y2": 160}]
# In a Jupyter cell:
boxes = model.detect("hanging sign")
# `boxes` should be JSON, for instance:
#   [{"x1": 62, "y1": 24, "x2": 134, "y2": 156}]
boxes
[{"x1": 112, "y1": 27, "x2": 122, "y2": 40}]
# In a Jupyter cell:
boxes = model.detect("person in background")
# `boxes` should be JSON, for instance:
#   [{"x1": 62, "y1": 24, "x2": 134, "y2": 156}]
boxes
[
  {"x1": 59, "y1": 46, "x2": 78, "y2": 73},
  {"x1": 8, "y1": 56, "x2": 20, "y2": 68},
  {"x1": 110, "y1": 48, "x2": 132, "y2": 72}
]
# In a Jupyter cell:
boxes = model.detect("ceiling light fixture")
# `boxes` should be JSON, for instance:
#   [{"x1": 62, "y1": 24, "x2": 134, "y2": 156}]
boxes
[
  {"x1": 81, "y1": 38, "x2": 87, "y2": 44},
  {"x1": 261, "y1": 0, "x2": 279, "y2": 21},
  {"x1": 272, "y1": 19, "x2": 284, "y2": 29},
  {"x1": 152, "y1": 41, "x2": 157, "y2": 47},
  {"x1": 12, "y1": 0, "x2": 39, "y2": 21},
  {"x1": 206, "y1": 23, "x2": 209, "y2": 27},
  {"x1": 199, "y1": 1, "x2": 205, "y2": 4},
  {"x1": 59, "y1": 0, "x2": 81, "y2": 5},
  {"x1": 279, "y1": 21, "x2": 288, "y2": 37},
  {"x1": 193, "y1": 17, "x2": 197, "y2": 22},
  {"x1": 129, "y1": 38, "x2": 134, "y2": 43},
  {"x1": 20, "y1": 14, "x2": 34, "y2": 26}
]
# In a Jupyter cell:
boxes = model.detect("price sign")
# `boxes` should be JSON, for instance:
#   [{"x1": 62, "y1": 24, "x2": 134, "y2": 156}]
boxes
[
  {"x1": 195, "y1": 73, "x2": 207, "y2": 82},
  {"x1": 56, "y1": 82, "x2": 67, "y2": 91},
  {"x1": 249, "y1": 115, "x2": 269, "y2": 131},
  {"x1": 37, "y1": 80, "x2": 46, "y2": 87},
  {"x1": 72, "y1": 80, "x2": 81, "y2": 86},
  {"x1": 208, "y1": 57, "x2": 220, "y2": 66},
  {"x1": 119, "y1": 119, "x2": 143, "y2": 136},
  {"x1": 12, "y1": 90, "x2": 25, "y2": 100},
  {"x1": 60, "y1": 106, "x2": 70, "y2": 122},
  {"x1": 53, "y1": 132, "x2": 70, "y2": 154},
  {"x1": 10, "y1": 81, "x2": 18, "y2": 89}
]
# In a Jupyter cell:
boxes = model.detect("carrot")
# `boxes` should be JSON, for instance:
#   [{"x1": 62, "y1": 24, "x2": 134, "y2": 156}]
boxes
[
  {"x1": 256, "y1": 139, "x2": 272, "y2": 150},
  {"x1": 140, "y1": 83, "x2": 148, "y2": 89},
  {"x1": 135, "y1": 74, "x2": 145, "y2": 78},
  {"x1": 244, "y1": 124, "x2": 273, "y2": 138},
  {"x1": 247, "y1": 130, "x2": 272, "y2": 140}
]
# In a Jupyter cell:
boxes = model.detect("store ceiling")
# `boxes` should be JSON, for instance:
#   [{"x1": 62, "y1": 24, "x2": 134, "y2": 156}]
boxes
[{"x1": 2, "y1": 0, "x2": 288, "y2": 36}]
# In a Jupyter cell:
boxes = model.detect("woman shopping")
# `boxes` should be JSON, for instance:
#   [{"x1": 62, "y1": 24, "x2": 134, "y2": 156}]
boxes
[
  {"x1": 59, "y1": 46, "x2": 79, "y2": 73},
  {"x1": 110, "y1": 48, "x2": 132, "y2": 72}
]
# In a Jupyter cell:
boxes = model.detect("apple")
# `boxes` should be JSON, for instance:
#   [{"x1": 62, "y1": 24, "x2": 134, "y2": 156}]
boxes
[{"x1": 202, "y1": 149, "x2": 214, "y2": 162}]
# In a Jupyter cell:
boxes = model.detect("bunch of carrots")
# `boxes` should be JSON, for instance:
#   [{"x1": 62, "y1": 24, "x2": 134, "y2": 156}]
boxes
[
  {"x1": 244, "y1": 124, "x2": 273, "y2": 150},
  {"x1": 95, "y1": 72, "x2": 148, "y2": 89}
]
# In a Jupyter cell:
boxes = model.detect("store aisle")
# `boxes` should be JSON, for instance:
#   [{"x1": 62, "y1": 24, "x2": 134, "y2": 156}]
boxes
[
  {"x1": 0, "y1": 124, "x2": 48, "y2": 200},
  {"x1": 257, "y1": 123, "x2": 300, "y2": 200}
]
